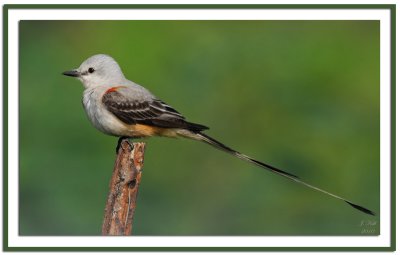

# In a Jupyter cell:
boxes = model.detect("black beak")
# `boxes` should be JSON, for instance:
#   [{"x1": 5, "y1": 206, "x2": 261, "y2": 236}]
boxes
[{"x1": 62, "y1": 70, "x2": 80, "y2": 77}]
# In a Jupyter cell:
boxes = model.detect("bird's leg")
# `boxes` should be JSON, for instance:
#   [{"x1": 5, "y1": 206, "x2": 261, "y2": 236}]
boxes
[{"x1": 116, "y1": 136, "x2": 133, "y2": 154}]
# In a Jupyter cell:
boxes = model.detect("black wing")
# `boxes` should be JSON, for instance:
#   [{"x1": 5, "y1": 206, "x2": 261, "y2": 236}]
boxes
[{"x1": 102, "y1": 90, "x2": 208, "y2": 132}]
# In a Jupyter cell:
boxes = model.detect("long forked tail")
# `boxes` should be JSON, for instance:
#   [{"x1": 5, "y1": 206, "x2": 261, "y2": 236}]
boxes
[{"x1": 184, "y1": 131, "x2": 374, "y2": 216}]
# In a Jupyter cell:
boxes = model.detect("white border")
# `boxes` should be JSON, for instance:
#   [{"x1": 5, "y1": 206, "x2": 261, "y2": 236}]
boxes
[{"x1": 6, "y1": 8, "x2": 391, "y2": 248}]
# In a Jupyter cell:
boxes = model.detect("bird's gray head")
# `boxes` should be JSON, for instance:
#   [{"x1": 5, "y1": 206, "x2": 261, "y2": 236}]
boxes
[{"x1": 63, "y1": 54, "x2": 126, "y2": 89}]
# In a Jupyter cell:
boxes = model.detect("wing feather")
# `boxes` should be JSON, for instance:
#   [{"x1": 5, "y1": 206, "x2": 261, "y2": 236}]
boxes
[{"x1": 102, "y1": 90, "x2": 208, "y2": 132}]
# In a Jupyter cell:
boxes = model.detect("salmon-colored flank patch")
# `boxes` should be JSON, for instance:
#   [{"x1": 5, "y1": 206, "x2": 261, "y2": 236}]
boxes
[
  {"x1": 105, "y1": 86, "x2": 126, "y2": 94},
  {"x1": 122, "y1": 123, "x2": 179, "y2": 138}
]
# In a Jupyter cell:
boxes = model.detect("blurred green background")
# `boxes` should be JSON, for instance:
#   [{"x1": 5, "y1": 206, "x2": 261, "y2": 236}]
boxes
[{"x1": 19, "y1": 20, "x2": 379, "y2": 236}]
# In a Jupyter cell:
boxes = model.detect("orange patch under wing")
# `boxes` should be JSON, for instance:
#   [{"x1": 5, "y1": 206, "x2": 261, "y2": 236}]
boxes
[
  {"x1": 125, "y1": 124, "x2": 179, "y2": 138},
  {"x1": 133, "y1": 124, "x2": 158, "y2": 136},
  {"x1": 105, "y1": 86, "x2": 126, "y2": 94}
]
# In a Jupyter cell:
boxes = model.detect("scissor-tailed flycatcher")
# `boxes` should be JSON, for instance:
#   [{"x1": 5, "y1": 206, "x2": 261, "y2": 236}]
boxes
[{"x1": 63, "y1": 54, "x2": 374, "y2": 216}]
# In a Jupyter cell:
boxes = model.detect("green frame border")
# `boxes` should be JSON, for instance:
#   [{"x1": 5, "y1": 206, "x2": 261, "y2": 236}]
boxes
[{"x1": 2, "y1": 4, "x2": 396, "y2": 252}]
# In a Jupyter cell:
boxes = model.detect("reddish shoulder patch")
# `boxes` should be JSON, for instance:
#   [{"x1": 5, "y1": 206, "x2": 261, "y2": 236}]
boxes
[{"x1": 105, "y1": 86, "x2": 126, "y2": 94}]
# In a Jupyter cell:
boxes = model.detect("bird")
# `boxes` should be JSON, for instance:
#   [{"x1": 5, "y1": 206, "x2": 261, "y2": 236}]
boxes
[{"x1": 63, "y1": 54, "x2": 374, "y2": 216}]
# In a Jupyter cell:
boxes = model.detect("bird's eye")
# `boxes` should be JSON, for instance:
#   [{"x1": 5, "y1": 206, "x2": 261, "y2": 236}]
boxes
[{"x1": 88, "y1": 67, "x2": 95, "y2": 73}]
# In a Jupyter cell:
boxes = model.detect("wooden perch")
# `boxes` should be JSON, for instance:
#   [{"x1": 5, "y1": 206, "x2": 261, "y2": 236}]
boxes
[{"x1": 102, "y1": 139, "x2": 146, "y2": 235}]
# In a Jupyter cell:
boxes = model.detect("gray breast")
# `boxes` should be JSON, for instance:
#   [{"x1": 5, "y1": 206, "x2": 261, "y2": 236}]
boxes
[{"x1": 82, "y1": 87, "x2": 130, "y2": 137}]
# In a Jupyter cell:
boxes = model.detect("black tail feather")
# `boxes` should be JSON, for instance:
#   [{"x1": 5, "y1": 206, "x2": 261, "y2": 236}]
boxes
[
  {"x1": 194, "y1": 132, "x2": 375, "y2": 216},
  {"x1": 198, "y1": 133, "x2": 298, "y2": 179},
  {"x1": 346, "y1": 201, "x2": 375, "y2": 216}
]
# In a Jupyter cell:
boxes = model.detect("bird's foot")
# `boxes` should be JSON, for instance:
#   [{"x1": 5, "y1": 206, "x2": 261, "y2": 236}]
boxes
[{"x1": 116, "y1": 136, "x2": 133, "y2": 154}]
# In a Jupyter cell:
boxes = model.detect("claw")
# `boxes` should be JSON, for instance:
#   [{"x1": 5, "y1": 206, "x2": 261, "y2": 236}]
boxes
[{"x1": 116, "y1": 136, "x2": 130, "y2": 154}]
